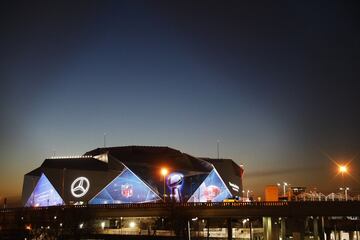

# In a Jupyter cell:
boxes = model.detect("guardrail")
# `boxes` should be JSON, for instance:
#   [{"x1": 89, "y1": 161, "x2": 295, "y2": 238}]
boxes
[
  {"x1": 1, "y1": 201, "x2": 359, "y2": 221},
  {"x1": 3, "y1": 200, "x2": 358, "y2": 213}
]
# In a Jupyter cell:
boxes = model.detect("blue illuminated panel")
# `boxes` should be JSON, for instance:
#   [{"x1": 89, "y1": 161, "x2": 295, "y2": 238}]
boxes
[
  {"x1": 188, "y1": 169, "x2": 232, "y2": 202},
  {"x1": 89, "y1": 167, "x2": 161, "y2": 204},
  {"x1": 25, "y1": 173, "x2": 64, "y2": 207}
]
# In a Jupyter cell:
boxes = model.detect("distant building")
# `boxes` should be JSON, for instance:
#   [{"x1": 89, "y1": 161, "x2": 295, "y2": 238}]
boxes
[
  {"x1": 290, "y1": 187, "x2": 306, "y2": 195},
  {"x1": 264, "y1": 185, "x2": 279, "y2": 201},
  {"x1": 22, "y1": 146, "x2": 244, "y2": 206},
  {"x1": 290, "y1": 186, "x2": 306, "y2": 201}
]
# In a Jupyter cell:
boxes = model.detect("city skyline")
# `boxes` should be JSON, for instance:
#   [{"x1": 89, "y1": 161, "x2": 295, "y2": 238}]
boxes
[{"x1": 1, "y1": 1, "x2": 360, "y2": 202}]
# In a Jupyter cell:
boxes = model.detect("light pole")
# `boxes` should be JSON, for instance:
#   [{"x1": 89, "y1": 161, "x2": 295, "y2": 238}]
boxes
[
  {"x1": 277, "y1": 183, "x2": 281, "y2": 197},
  {"x1": 283, "y1": 182, "x2": 288, "y2": 196},
  {"x1": 339, "y1": 187, "x2": 350, "y2": 201},
  {"x1": 277, "y1": 182, "x2": 289, "y2": 196},
  {"x1": 338, "y1": 164, "x2": 350, "y2": 201},
  {"x1": 242, "y1": 218, "x2": 252, "y2": 240},
  {"x1": 160, "y1": 168, "x2": 168, "y2": 202},
  {"x1": 246, "y1": 190, "x2": 251, "y2": 199},
  {"x1": 338, "y1": 164, "x2": 349, "y2": 186}
]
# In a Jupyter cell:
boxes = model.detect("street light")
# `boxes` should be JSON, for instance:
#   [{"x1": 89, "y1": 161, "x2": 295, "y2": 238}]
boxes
[
  {"x1": 338, "y1": 165, "x2": 348, "y2": 176},
  {"x1": 277, "y1": 183, "x2": 281, "y2": 196},
  {"x1": 277, "y1": 182, "x2": 289, "y2": 196},
  {"x1": 246, "y1": 190, "x2": 251, "y2": 199},
  {"x1": 283, "y1": 182, "x2": 288, "y2": 196},
  {"x1": 242, "y1": 218, "x2": 252, "y2": 240},
  {"x1": 160, "y1": 167, "x2": 168, "y2": 201},
  {"x1": 339, "y1": 187, "x2": 350, "y2": 201},
  {"x1": 338, "y1": 164, "x2": 350, "y2": 201}
]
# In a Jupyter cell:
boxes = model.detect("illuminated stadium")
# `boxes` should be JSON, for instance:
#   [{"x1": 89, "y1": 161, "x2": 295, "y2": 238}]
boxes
[{"x1": 22, "y1": 146, "x2": 244, "y2": 207}]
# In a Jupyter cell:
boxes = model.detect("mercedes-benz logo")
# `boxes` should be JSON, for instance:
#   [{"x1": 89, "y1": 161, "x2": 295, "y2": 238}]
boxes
[{"x1": 71, "y1": 177, "x2": 90, "y2": 198}]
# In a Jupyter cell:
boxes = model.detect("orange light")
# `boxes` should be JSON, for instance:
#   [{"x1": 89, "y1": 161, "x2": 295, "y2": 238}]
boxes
[
  {"x1": 339, "y1": 165, "x2": 348, "y2": 174},
  {"x1": 160, "y1": 168, "x2": 168, "y2": 176}
]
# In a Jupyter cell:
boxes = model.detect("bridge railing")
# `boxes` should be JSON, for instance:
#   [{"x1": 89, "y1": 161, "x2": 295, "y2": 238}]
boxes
[
  {"x1": 0, "y1": 201, "x2": 290, "y2": 212},
  {"x1": 2, "y1": 201, "x2": 360, "y2": 213}
]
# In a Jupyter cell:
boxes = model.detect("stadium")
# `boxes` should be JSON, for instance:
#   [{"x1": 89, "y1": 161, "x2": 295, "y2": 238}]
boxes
[{"x1": 22, "y1": 146, "x2": 244, "y2": 207}]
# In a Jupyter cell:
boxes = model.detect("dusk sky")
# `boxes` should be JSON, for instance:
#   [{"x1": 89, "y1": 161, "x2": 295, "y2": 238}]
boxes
[{"x1": 1, "y1": 1, "x2": 360, "y2": 201}]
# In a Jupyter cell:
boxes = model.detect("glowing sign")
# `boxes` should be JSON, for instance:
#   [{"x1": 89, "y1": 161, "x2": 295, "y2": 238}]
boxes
[
  {"x1": 121, "y1": 184, "x2": 133, "y2": 198},
  {"x1": 204, "y1": 185, "x2": 221, "y2": 201},
  {"x1": 25, "y1": 173, "x2": 64, "y2": 207},
  {"x1": 188, "y1": 169, "x2": 232, "y2": 202},
  {"x1": 167, "y1": 172, "x2": 184, "y2": 188},
  {"x1": 71, "y1": 177, "x2": 90, "y2": 198},
  {"x1": 89, "y1": 167, "x2": 161, "y2": 204},
  {"x1": 167, "y1": 172, "x2": 184, "y2": 202},
  {"x1": 228, "y1": 182, "x2": 240, "y2": 192}
]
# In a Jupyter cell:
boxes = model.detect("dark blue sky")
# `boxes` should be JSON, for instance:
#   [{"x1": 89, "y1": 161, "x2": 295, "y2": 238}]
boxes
[{"x1": 1, "y1": 1, "x2": 360, "y2": 198}]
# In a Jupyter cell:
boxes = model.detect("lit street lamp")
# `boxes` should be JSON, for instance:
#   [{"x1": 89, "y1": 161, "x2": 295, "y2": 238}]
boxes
[
  {"x1": 338, "y1": 165, "x2": 348, "y2": 176},
  {"x1": 277, "y1": 183, "x2": 281, "y2": 194},
  {"x1": 242, "y1": 190, "x2": 252, "y2": 201},
  {"x1": 277, "y1": 182, "x2": 289, "y2": 196},
  {"x1": 338, "y1": 164, "x2": 350, "y2": 201},
  {"x1": 160, "y1": 167, "x2": 168, "y2": 201},
  {"x1": 339, "y1": 187, "x2": 350, "y2": 201},
  {"x1": 242, "y1": 218, "x2": 253, "y2": 240},
  {"x1": 246, "y1": 190, "x2": 251, "y2": 199},
  {"x1": 283, "y1": 182, "x2": 288, "y2": 196}
]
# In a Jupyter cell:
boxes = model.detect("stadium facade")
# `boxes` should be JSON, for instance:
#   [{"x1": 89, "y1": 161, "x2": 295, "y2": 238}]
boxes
[{"x1": 22, "y1": 146, "x2": 244, "y2": 207}]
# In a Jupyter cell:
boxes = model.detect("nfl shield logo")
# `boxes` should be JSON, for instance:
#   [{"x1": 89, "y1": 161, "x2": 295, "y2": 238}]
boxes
[
  {"x1": 121, "y1": 184, "x2": 133, "y2": 198},
  {"x1": 204, "y1": 185, "x2": 220, "y2": 201}
]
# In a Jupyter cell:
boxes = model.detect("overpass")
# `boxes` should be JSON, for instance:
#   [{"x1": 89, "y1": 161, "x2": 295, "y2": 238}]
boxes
[
  {"x1": 2, "y1": 201, "x2": 359, "y2": 218},
  {"x1": 1, "y1": 202, "x2": 360, "y2": 240}
]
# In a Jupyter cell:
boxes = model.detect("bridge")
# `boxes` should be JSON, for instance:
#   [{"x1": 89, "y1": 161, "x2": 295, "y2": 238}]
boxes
[
  {"x1": 2, "y1": 201, "x2": 359, "y2": 218},
  {"x1": 1, "y1": 202, "x2": 360, "y2": 240}
]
